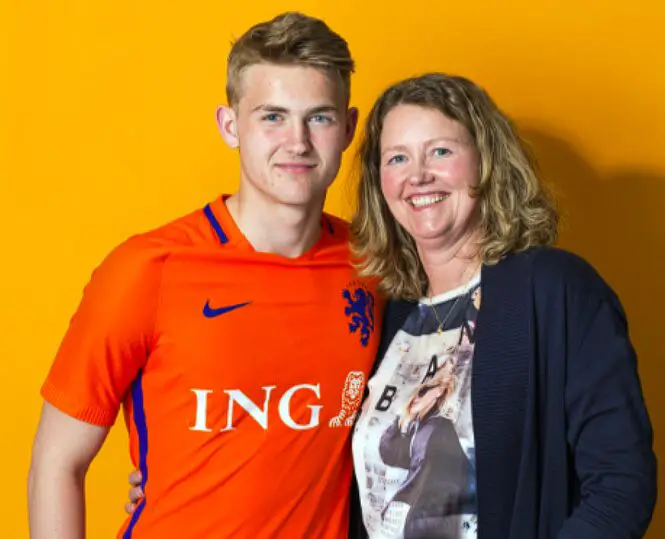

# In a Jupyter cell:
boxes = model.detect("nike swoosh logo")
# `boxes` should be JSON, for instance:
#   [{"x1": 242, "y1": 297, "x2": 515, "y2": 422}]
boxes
[{"x1": 203, "y1": 301, "x2": 251, "y2": 318}]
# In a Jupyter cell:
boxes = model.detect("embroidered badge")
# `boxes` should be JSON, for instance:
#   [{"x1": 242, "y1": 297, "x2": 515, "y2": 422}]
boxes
[{"x1": 342, "y1": 281, "x2": 375, "y2": 347}]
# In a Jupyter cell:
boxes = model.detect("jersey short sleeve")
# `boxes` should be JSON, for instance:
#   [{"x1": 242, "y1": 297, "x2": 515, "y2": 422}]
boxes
[{"x1": 41, "y1": 237, "x2": 163, "y2": 427}]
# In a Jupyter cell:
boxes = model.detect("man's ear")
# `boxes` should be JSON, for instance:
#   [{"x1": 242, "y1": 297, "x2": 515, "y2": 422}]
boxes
[
  {"x1": 216, "y1": 105, "x2": 239, "y2": 149},
  {"x1": 344, "y1": 107, "x2": 359, "y2": 150}
]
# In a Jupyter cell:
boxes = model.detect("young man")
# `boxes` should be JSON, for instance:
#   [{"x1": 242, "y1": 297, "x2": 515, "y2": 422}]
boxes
[{"x1": 28, "y1": 12, "x2": 381, "y2": 538}]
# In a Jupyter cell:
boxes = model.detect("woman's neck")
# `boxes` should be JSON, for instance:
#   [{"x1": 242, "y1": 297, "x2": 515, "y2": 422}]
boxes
[{"x1": 419, "y1": 230, "x2": 482, "y2": 297}]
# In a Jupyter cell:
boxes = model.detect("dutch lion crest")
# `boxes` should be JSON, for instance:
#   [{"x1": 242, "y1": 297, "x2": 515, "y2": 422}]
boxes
[{"x1": 342, "y1": 284, "x2": 375, "y2": 347}]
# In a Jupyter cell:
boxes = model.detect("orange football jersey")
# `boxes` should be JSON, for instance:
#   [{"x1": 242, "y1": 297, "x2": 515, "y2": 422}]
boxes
[{"x1": 41, "y1": 196, "x2": 383, "y2": 538}]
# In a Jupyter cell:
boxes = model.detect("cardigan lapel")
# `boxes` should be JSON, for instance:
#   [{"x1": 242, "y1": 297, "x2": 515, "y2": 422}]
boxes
[{"x1": 473, "y1": 253, "x2": 534, "y2": 539}]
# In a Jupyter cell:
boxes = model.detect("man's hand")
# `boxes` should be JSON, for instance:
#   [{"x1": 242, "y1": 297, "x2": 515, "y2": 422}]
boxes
[{"x1": 125, "y1": 470, "x2": 144, "y2": 514}]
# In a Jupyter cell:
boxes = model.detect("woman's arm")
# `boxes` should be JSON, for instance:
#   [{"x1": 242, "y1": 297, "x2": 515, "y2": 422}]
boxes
[{"x1": 559, "y1": 296, "x2": 657, "y2": 539}]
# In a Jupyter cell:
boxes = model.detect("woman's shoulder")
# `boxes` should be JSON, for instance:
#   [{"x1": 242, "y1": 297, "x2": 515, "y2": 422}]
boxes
[{"x1": 509, "y1": 246, "x2": 615, "y2": 302}]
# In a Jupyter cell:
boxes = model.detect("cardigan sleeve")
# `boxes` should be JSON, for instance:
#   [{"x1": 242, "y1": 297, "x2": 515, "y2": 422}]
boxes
[{"x1": 558, "y1": 295, "x2": 657, "y2": 539}]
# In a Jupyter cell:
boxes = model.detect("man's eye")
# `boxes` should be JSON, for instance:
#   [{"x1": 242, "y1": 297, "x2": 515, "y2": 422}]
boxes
[
  {"x1": 262, "y1": 114, "x2": 282, "y2": 122},
  {"x1": 310, "y1": 115, "x2": 333, "y2": 124}
]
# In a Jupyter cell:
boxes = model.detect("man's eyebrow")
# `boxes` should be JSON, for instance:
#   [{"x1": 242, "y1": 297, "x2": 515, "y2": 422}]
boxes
[
  {"x1": 307, "y1": 105, "x2": 339, "y2": 114},
  {"x1": 250, "y1": 104, "x2": 340, "y2": 114},
  {"x1": 251, "y1": 105, "x2": 289, "y2": 113}
]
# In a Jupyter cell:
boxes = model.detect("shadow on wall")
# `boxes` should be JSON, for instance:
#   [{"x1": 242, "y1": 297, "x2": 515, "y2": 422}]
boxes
[{"x1": 521, "y1": 126, "x2": 664, "y2": 537}]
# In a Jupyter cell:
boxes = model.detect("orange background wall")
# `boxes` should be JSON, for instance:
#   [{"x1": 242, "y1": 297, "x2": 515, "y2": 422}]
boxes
[{"x1": 2, "y1": 1, "x2": 663, "y2": 536}]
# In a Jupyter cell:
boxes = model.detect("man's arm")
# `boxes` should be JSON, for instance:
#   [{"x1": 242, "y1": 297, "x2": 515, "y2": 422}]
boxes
[
  {"x1": 28, "y1": 403, "x2": 109, "y2": 539},
  {"x1": 29, "y1": 239, "x2": 161, "y2": 536}
]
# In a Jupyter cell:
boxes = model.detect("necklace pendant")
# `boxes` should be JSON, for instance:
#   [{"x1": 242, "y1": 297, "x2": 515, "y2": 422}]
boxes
[{"x1": 437, "y1": 327, "x2": 444, "y2": 336}]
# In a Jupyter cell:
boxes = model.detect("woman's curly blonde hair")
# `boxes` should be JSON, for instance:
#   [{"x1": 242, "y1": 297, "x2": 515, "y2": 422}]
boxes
[{"x1": 351, "y1": 73, "x2": 558, "y2": 300}]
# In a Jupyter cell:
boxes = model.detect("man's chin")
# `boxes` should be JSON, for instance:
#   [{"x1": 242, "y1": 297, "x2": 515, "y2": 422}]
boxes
[{"x1": 269, "y1": 185, "x2": 329, "y2": 208}]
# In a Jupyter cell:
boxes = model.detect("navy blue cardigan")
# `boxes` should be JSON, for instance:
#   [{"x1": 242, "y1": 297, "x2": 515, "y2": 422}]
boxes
[{"x1": 350, "y1": 247, "x2": 657, "y2": 539}]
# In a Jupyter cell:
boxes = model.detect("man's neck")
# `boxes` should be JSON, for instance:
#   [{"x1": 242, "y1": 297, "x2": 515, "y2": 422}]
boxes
[{"x1": 225, "y1": 190, "x2": 325, "y2": 258}]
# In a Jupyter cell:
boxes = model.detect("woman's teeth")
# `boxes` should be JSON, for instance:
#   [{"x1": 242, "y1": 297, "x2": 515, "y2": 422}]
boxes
[{"x1": 409, "y1": 194, "x2": 449, "y2": 207}]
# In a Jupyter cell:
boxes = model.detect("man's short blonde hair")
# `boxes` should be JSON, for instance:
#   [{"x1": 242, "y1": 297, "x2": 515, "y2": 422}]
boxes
[{"x1": 226, "y1": 12, "x2": 354, "y2": 107}]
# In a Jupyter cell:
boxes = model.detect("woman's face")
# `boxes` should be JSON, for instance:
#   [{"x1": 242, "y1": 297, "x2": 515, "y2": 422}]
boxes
[
  {"x1": 410, "y1": 384, "x2": 445, "y2": 416},
  {"x1": 379, "y1": 104, "x2": 481, "y2": 252}
]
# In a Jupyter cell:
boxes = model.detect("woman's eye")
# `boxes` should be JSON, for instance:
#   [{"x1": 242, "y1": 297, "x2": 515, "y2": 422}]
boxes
[
  {"x1": 387, "y1": 154, "x2": 407, "y2": 165},
  {"x1": 433, "y1": 147, "x2": 451, "y2": 157}
]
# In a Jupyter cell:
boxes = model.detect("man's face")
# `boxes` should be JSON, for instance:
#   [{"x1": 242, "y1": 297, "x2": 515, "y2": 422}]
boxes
[{"x1": 218, "y1": 63, "x2": 357, "y2": 208}]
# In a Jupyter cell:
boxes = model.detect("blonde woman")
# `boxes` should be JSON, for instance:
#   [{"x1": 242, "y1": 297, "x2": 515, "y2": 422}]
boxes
[{"x1": 350, "y1": 74, "x2": 656, "y2": 539}]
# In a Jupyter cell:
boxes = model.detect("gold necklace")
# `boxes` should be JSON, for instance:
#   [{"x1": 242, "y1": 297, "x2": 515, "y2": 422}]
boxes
[{"x1": 427, "y1": 264, "x2": 479, "y2": 336}]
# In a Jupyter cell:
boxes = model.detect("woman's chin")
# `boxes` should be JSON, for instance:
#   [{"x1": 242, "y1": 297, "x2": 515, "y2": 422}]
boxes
[{"x1": 410, "y1": 229, "x2": 452, "y2": 250}]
